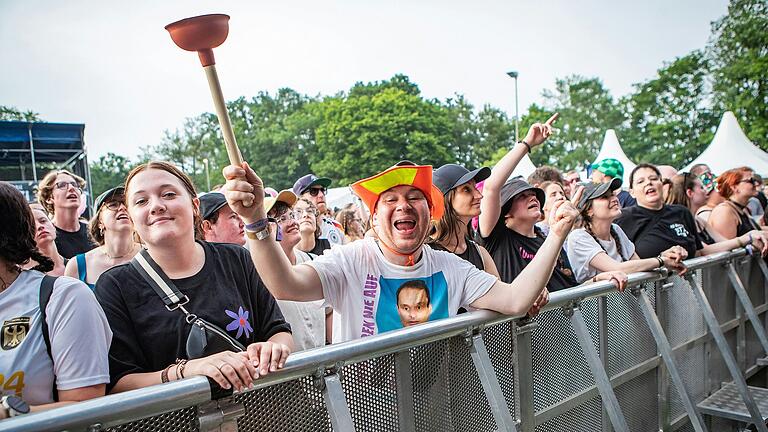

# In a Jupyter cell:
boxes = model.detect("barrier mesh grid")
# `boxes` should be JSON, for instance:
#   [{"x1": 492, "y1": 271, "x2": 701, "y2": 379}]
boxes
[
  {"x1": 614, "y1": 370, "x2": 659, "y2": 432},
  {"x1": 535, "y1": 396, "x2": 603, "y2": 432},
  {"x1": 107, "y1": 406, "x2": 197, "y2": 432},
  {"x1": 340, "y1": 355, "x2": 399, "y2": 432},
  {"x1": 483, "y1": 320, "x2": 516, "y2": 415},
  {"x1": 236, "y1": 375, "x2": 330, "y2": 432}
]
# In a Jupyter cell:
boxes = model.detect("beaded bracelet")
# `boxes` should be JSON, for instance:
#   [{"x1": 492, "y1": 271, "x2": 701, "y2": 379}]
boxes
[
  {"x1": 518, "y1": 140, "x2": 532, "y2": 153},
  {"x1": 176, "y1": 359, "x2": 188, "y2": 380}
]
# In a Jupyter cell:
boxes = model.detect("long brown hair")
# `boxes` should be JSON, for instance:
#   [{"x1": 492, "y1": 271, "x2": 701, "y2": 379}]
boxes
[
  {"x1": 429, "y1": 188, "x2": 467, "y2": 252},
  {"x1": 124, "y1": 161, "x2": 204, "y2": 241},
  {"x1": 0, "y1": 182, "x2": 54, "y2": 272},
  {"x1": 665, "y1": 172, "x2": 697, "y2": 208}
]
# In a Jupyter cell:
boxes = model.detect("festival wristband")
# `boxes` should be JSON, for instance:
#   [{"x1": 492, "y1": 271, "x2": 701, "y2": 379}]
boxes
[{"x1": 245, "y1": 218, "x2": 269, "y2": 232}]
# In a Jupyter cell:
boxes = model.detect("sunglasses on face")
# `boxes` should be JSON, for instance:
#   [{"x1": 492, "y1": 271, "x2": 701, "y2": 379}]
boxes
[
  {"x1": 738, "y1": 178, "x2": 760, "y2": 186},
  {"x1": 54, "y1": 181, "x2": 81, "y2": 191},
  {"x1": 307, "y1": 187, "x2": 327, "y2": 197}
]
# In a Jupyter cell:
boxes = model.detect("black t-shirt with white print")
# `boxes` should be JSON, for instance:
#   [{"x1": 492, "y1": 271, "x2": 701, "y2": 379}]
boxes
[
  {"x1": 616, "y1": 204, "x2": 702, "y2": 259},
  {"x1": 96, "y1": 241, "x2": 291, "y2": 390},
  {"x1": 477, "y1": 222, "x2": 578, "y2": 292}
]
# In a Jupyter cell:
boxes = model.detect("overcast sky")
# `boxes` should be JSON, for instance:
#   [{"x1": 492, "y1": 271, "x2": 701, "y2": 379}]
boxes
[{"x1": 1, "y1": 0, "x2": 728, "y2": 160}]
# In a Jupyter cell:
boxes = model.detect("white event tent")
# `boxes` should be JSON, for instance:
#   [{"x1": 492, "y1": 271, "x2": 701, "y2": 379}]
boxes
[
  {"x1": 592, "y1": 129, "x2": 637, "y2": 186},
  {"x1": 682, "y1": 111, "x2": 768, "y2": 175},
  {"x1": 511, "y1": 153, "x2": 538, "y2": 180}
]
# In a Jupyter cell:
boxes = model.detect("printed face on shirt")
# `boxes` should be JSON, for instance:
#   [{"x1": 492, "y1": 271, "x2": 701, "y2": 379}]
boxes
[
  {"x1": 30, "y1": 206, "x2": 57, "y2": 246},
  {"x1": 206, "y1": 205, "x2": 246, "y2": 246},
  {"x1": 374, "y1": 185, "x2": 431, "y2": 255},
  {"x1": 126, "y1": 168, "x2": 199, "y2": 247},
  {"x1": 450, "y1": 180, "x2": 483, "y2": 218},
  {"x1": 375, "y1": 273, "x2": 449, "y2": 334},
  {"x1": 396, "y1": 281, "x2": 433, "y2": 327},
  {"x1": 630, "y1": 167, "x2": 663, "y2": 209}
]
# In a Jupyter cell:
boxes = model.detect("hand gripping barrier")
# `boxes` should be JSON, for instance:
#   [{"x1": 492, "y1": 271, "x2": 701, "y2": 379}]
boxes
[{"x1": 4, "y1": 249, "x2": 768, "y2": 432}]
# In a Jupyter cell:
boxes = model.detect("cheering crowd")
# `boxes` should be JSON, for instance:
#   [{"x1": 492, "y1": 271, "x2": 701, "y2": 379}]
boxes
[{"x1": 2, "y1": 116, "x2": 768, "y2": 419}]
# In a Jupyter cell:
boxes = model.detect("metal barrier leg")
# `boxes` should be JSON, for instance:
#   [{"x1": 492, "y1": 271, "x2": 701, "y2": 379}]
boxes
[
  {"x1": 319, "y1": 372, "x2": 356, "y2": 432},
  {"x1": 727, "y1": 262, "x2": 768, "y2": 355},
  {"x1": 394, "y1": 351, "x2": 416, "y2": 432},
  {"x1": 468, "y1": 333, "x2": 518, "y2": 432},
  {"x1": 632, "y1": 288, "x2": 709, "y2": 432},
  {"x1": 514, "y1": 321, "x2": 537, "y2": 432},
  {"x1": 686, "y1": 275, "x2": 768, "y2": 432},
  {"x1": 565, "y1": 305, "x2": 630, "y2": 432}
]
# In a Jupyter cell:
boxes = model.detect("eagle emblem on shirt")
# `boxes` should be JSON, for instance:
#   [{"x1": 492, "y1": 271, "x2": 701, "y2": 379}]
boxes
[{"x1": 2, "y1": 317, "x2": 30, "y2": 350}]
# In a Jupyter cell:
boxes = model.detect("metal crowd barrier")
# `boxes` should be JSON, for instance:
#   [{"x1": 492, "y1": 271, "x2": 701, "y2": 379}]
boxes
[{"x1": 4, "y1": 249, "x2": 768, "y2": 432}]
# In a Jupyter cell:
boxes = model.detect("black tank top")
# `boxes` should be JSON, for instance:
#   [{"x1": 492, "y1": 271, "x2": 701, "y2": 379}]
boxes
[
  {"x1": 729, "y1": 201, "x2": 759, "y2": 237},
  {"x1": 428, "y1": 239, "x2": 485, "y2": 271}
]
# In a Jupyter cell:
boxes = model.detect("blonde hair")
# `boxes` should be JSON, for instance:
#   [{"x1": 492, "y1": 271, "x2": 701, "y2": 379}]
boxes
[{"x1": 37, "y1": 169, "x2": 86, "y2": 214}]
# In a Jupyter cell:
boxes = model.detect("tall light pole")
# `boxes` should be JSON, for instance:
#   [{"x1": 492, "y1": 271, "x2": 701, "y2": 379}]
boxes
[
  {"x1": 202, "y1": 158, "x2": 211, "y2": 191},
  {"x1": 506, "y1": 71, "x2": 519, "y2": 142}
]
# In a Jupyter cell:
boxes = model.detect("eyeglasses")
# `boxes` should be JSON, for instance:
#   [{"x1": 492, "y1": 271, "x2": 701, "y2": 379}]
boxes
[
  {"x1": 738, "y1": 177, "x2": 760, "y2": 186},
  {"x1": 293, "y1": 208, "x2": 318, "y2": 218},
  {"x1": 307, "y1": 187, "x2": 327, "y2": 197},
  {"x1": 275, "y1": 212, "x2": 296, "y2": 224},
  {"x1": 54, "y1": 181, "x2": 81, "y2": 191},
  {"x1": 104, "y1": 200, "x2": 126, "y2": 211}
]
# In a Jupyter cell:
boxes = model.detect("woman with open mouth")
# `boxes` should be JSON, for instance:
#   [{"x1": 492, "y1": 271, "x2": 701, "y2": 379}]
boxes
[
  {"x1": 567, "y1": 179, "x2": 687, "y2": 284},
  {"x1": 617, "y1": 164, "x2": 768, "y2": 260},
  {"x1": 64, "y1": 187, "x2": 141, "y2": 290},
  {"x1": 477, "y1": 116, "x2": 627, "y2": 292}
]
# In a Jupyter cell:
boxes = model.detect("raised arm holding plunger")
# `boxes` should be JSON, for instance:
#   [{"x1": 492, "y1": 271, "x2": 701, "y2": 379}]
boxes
[{"x1": 166, "y1": 14, "x2": 250, "y2": 206}]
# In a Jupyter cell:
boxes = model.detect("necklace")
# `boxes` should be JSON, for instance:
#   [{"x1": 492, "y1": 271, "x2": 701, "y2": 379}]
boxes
[{"x1": 103, "y1": 244, "x2": 137, "y2": 260}]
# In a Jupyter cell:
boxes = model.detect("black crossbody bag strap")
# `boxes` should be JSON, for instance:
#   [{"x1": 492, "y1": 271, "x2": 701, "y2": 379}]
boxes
[
  {"x1": 129, "y1": 249, "x2": 245, "y2": 354},
  {"x1": 39, "y1": 275, "x2": 59, "y2": 402}
]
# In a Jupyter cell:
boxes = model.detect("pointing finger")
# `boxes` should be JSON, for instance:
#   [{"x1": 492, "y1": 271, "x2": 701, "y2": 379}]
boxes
[{"x1": 545, "y1": 112, "x2": 560, "y2": 126}]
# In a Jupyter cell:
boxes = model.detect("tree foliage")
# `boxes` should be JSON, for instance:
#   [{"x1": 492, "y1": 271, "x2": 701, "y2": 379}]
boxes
[
  {"x1": 709, "y1": 0, "x2": 768, "y2": 149},
  {"x1": 0, "y1": 106, "x2": 42, "y2": 122},
  {"x1": 89, "y1": 153, "x2": 137, "y2": 196},
  {"x1": 621, "y1": 51, "x2": 719, "y2": 166}
]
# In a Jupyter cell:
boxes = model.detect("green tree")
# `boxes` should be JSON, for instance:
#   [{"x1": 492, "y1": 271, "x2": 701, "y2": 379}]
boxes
[
  {"x1": 89, "y1": 153, "x2": 136, "y2": 196},
  {"x1": 709, "y1": 0, "x2": 768, "y2": 149},
  {"x1": 312, "y1": 86, "x2": 454, "y2": 185},
  {"x1": 512, "y1": 77, "x2": 622, "y2": 171},
  {"x1": 0, "y1": 106, "x2": 42, "y2": 122},
  {"x1": 621, "y1": 51, "x2": 718, "y2": 166}
]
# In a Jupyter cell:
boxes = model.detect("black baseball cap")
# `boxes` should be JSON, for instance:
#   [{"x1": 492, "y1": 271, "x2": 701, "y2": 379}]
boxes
[
  {"x1": 499, "y1": 176, "x2": 545, "y2": 215},
  {"x1": 199, "y1": 192, "x2": 228, "y2": 221},
  {"x1": 292, "y1": 174, "x2": 332, "y2": 196},
  {"x1": 93, "y1": 186, "x2": 125, "y2": 213},
  {"x1": 432, "y1": 164, "x2": 491, "y2": 195},
  {"x1": 576, "y1": 178, "x2": 622, "y2": 210}
]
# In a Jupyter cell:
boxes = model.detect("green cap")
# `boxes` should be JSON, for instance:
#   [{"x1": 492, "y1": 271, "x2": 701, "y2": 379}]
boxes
[{"x1": 592, "y1": 158, "x2": 624, "y2": 180}]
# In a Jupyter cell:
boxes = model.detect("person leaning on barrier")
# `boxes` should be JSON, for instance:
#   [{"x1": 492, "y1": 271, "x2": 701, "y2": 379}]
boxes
[
  {"x1": 64, "y1": 187, "x2": 141, "y2": 290},
  {"x1": 708, "y1": 167, "x2": 766, "y2": 240},
  {"x1": 0, "y1": 181, "x2": 112, "y2": 420},
  {"x1": 95, "y1": 161, "x2": 292, "y2": 394},
  {"x1": 566, "y1": 179, "x2": 687, "y2": 284},
  {"x1": 220, "y1": 157, "x2": 589, "y2": 342},
  {"x1": 36, "y1": 170, "x2": 95, "y2": 259},
  {"x1": 265, "y1": 189, "x2": 331, "y2": 350},
  {"x1": 616, "y1": 164, "x2": 768, "y2": 260},
  {"x1": 25, "y1": 203, "x2": 68, "y2": 276},
  {"x1": 477, "y1": 115, "x2": 628, "y2": 292}
]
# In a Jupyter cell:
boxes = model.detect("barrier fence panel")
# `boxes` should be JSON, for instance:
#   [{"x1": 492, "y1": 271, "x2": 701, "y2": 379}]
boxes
[{"x1": 3, "y1": 251, "x2": 767, "y2": 432}]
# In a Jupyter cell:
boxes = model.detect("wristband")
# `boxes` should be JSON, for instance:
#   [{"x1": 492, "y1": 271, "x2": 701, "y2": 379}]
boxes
[
  {"x1": 245, "y1": 218, "x2": 269, "y2": 232},
  {"x1": 518, "y1": 140, "x2": 532, "y2": 153},
  {"x1": 161, "y1": 363, "x2": 173, "y2": 383},
  {"x1": 656, "y1": 255, "x2": 664, "y2": 267},
  {"x1": 748, "y1": 233, "x2": 754, "y2": 245}
]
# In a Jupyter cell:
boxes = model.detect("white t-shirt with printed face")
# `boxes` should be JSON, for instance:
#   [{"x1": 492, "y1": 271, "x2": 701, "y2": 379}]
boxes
[
  {"x1": 307, "y1": 237, "x2": 497, "y2": 342},
  {"x1": 0, "y1": 271, "x2": 112, "y2": 405}
]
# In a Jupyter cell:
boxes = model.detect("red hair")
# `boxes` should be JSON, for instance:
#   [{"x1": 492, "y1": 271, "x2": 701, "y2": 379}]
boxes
[{"x1": 717, "y1": 166, "x2": 753, "y2": 199}]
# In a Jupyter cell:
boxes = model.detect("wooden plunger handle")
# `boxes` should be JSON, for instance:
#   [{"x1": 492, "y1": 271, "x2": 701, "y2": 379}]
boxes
[{"x1": 203, "y1": 64, "x2": 243, "y2": 167}]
